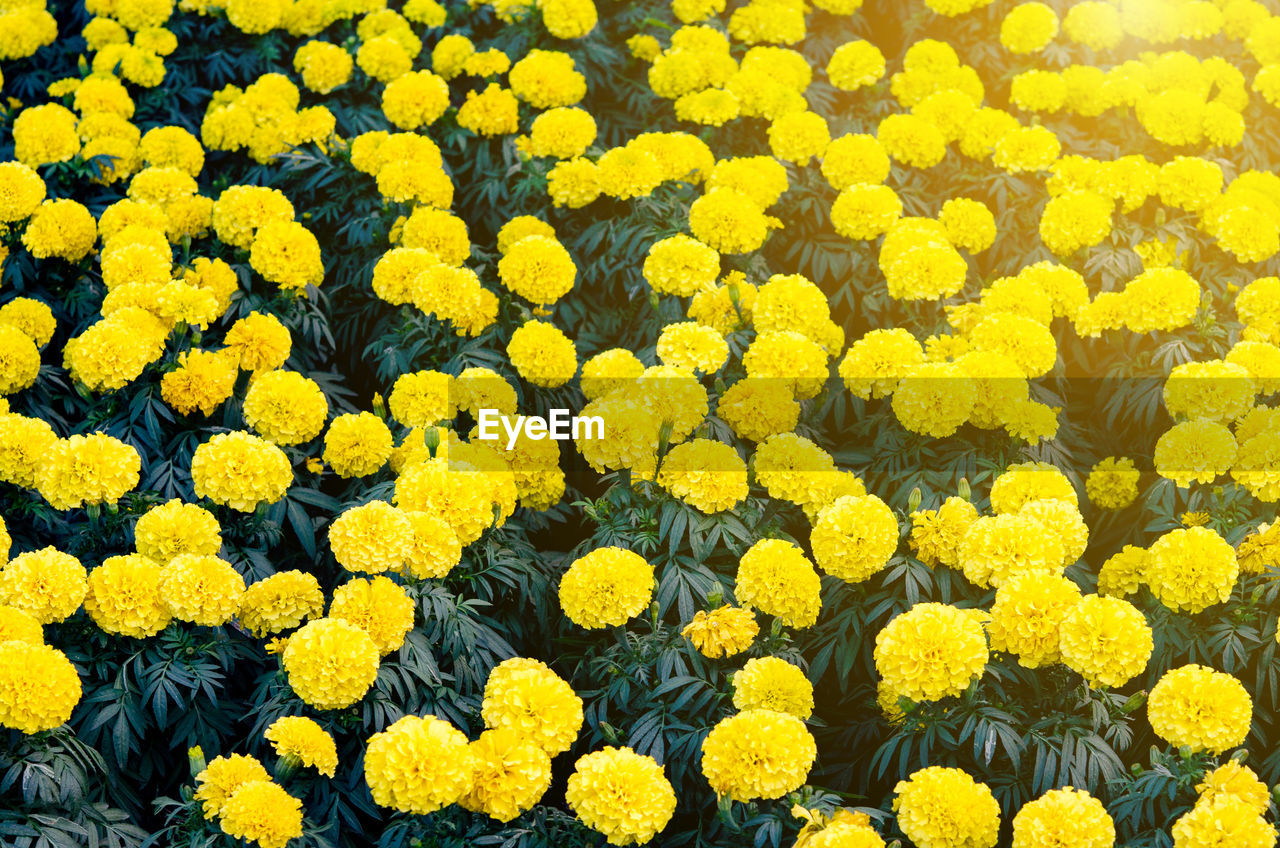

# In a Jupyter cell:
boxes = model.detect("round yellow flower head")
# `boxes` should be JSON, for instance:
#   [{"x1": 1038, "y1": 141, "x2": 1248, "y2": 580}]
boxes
[
  {"x1": 718, "y1": 378, "x2": 800, "y2": 443},
  {"x1": 732, "y1": 656, "x2": 813, "y2": 719},
  {"x1": 560, "y1": 547, "x2": 654, "y2": 629},
  {"x1": 656, "y1": 439, "x2": 747, "y2": 513},
  {"x1": 461, "y1": 727, "x2": 552, "y2": 823},
  {"x1": 328, "y1": 501, "x2": 414, "y2": 574},
  {"x1": 364, "y1": 714, "x2": 475, "y2": 813},
  {"x1": 1011, "y1": 787, "x2": 1112, "y2": 848},
  {"x1": 566, "y1": 746, "x2": 677, "y2": 845},
  {"x1": 193, "y1": 752, "x2": 271, "y2": 819},
  {"x1": 322, "y1": 412, "x2": 393, "y2": 478},
  {"x1": 329, "y1": 575, "x2": 415, "y2": 655},
  {"x1": 0, "y1": 547, "x2": 87, "y2": 624},
  {"x1": 237, "y1": 570, "x2": 324, "y2": 637},
  {"x1": 191, "y1": 431, "x2": 293, "y2": 512},
  {"x1": 909, "y1": 496, "x2": 979, "y2": 569},
  {"x1": 874, "y1": 602, "x2": 988, "y2": 701},
  {"x1": 990, "y1": 462, "x2": 1078, "y2": 513},
  {"x1": 243, "y1": 370, "x2": 329, "y2": 446},
  {"x1": 160, "y1": 554, "x2": 245, "y2": 626},
  {"x1": 682, "y1": 606, "x2": 759, "y2": 658},
  {"x1": 218, "y1": 780, "x2": 303, "y2": 848},
  {"x1": 507, "y1": 320, "x2": 578, "y2": 388},
  {"x1": 957, "y1": 513, "x2": 1065, "y2": 589},
  {"x1": 481, "y1": 657, "x2": 583, "y2": 755},
  {"x1": 0, "y1": 604, "x2": 43, "y2": 645},
  {"x1": 1196, "y1": 760, "x2": 1270, "y2": 816},
  {"x1": 1086, "y1": 457, "x2": 1140, "y2": 510},
  {"x1": 0, "y1": 162, "x2": 46, "y2": 223},
  {"x1": 135, "y1": 498, "x2": 222, "y2": 563},
  {"x1": 1149, "y1": 664, "x2": 1252, "y2": 754},
  {"x1": 1058, "y1": 595, "x2": 1152, "y2": 688},
  {"x1": 811, "y1": 494, "x2": 898, "y2": 583},
  {"x1": 498, "y1": 235, "x2": 577, "y2": 307},
  {"x1": 281, "y1": 617, "x2": 379, "y2": 710},
  {"x1": 701, "y1": 709, "x2": 816, "y2": 802},
  {"x1": 0, "y1": 641, "x2": 81, "y2": 733},
  {"x1": 735, "y1": 539, "x2": 821, "y2": 628},
  {"x1": 85, "y1": 554, "x2": 171, "y2": 639},
  {"x1": 892, "y1": 766, "x2": 1000, "y2": 848},
  {"x1": 264, "y1": 715, "x2": 338, "y2": 777},
  {"x1": 1172, "y1": 795, "x2": 1276, "y2": 848},
  {"x1": 1145, "y1": 527, "x2": 1238, "y2": 614},
  {"x1": 988, "y1": 572, "x2": 1083, "y2": 669}
]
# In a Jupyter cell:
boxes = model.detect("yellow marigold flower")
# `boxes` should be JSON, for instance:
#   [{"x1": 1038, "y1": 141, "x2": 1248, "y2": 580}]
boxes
[
  {"x1": 991, "y1": 462, "x2": 1078, "y2": 513},
  {"x1": 559, "y1": 547, "x2": 654, "y2": 629},
  {"x1": 958, "y1": 511, "x2": 1068, "y2": 588},
  {"x1": 642, "y1": 234, "x2": 720, "y2": 297},
  {"x1": 211, "y1": 185, "x2": 294, "y2": 250},
  {"x1": 768, "y1": 111, "x2": 830, "y2": 165},
  {"x1": 526, "y1": 107, "x2": 597, "y2": 159},
  {"x1": 732, "y1": 656, "x2": 813, "y2": 719},
  {"x1": 139, "y1": 125, "x2": 203, "y2": 175},
  {"x1": 892, "y1": 766, "x2": 999, "y2": 848},
  {"x1": 1011, "y1": 787, "x2": 1112, "y2": 848},
  {"x1": 133, "y1": 499, "x2": 221, "y2": 563},
  {"x1": 498, "y1": 235, "x2": 576, "y2": 306},
  {"x1": 718, "y1": 378, "x2": 799, "y2": 443},
  {"x1": 735, "y1": 539, "x2": 821, "y2": 628},
  {"x1": 509, "y1": 49, "x2": 586, "y2": 108},
  {"x1": 13, "y1": 104, "x2": 80, "y2": 168},
  {"x1": 656, "y1": 439, "x2": 747, "y2": 513},
  {"x1": 546, "y1": 157, "x2": 601, "y2": 208},
  {"x1": 329, "y1": 575, "x2": 414, "y2": 655},
  {"x1": 218, "y1": 780, "x2": 303, "y2": 848},
  {"x1": 988, "y1": 572, "x2": 1082, "y2": 668},
  {"x1": 1039, "y1": 190, "x2": 1112, "y2": 256},
  {"x1": 507, "y1": 320, "x2": 578, "y2": 388},
  {"x1": 890, "y1": 362, "x2": 973, "y2": 438},
  {"x1": 1098, "y1": 545, "x2": 1148, "y2": 598},
  {"x1": 161, "y1": 349, "x2": 239, "y2": 416},
  {"x1": 84, "y1": 554, "x2": 171, "y2": 638},
  {"x1": 689, "y1": 188, "x2": 772, "y2": 255},
  {"x1": 1058, "y1": 595, "x2": 1152, "y2": 687},
  {"x1": 391, "y1": 510, "x2": 458, "y2": 580},
  {"x1": 939, "y1": 197, "x2": 996, "y2": 252},
  {"x1": 1149, "y1": 664, "x2": 1252, "y2": 754},
  {"x1": 0, "y1": 640, "x2": 80, "y2": 734},
  {"x1": 265, "y1": 716, "x2": 338, "y2": 777},
  {"x1": 826, "y1": 40, "x2": 884, "y2": 90},
  {"x1": 743, "y1": 330, "x2": 828, "y2": 400},
  {"x1": 388, "y1": 370, "x2": 454, "y2": 428},
  {"x1": 1145, "y1": 527, "x2": 1238, "y2": 614},
  {"x1": 655, "y1": 321, "x2": 727, "y2": 374},
  {"x1": 282, "y1": 617, "x2": 379, "y2": 709},
  {"x1": 837, "y1": 329, "x2": 923, "y2": 400},
  {"x1": 36, "y1": 433, "x2": 141, "y2": 510},
  {"x1": 821, "y1": 134, "x2": 890, "y2": 191},
  {"x1": 224, "y1": 310, "x2": 292, "y2": 372},
  {"x1": 682, "y1": 606, "x2": 758, "y2": 659},
  {"x1": 1062, "y1": 1, "x2": 1122, "y2": 50},
  {"x1": 596, "y1": 146, "x2": 663, "y2": 200},
  {"x1": 810, "y1": 494, "x2": 898, "y2": 583},
  {"x1": 874, "y1": 602, "x2": 988, "y2": 701},
  {"x1": 0, "y1": 161, "x2": 46, "y2": 222},
  {"x1": 1018, "y1": 499, "x2": 1088, "y2": 565},
  {"x1": 249, "y1": 220, "x2": 324, "y2": 293},
  {"x1": 0, "y1": 600, "x2": 40, "y2": 645},
  {"x1": 1165, "y1": 360, "x2": 1256, "y2": 424},
  {"x1": 321, "y1": 412, "x2": 392, "y2": 478},
  {"x1": 237, "y1": 570, "x2": 324, "y2": 637},
  {"x1": 21, "y1": 198, "x2": 97, "y2": 261},
  {"x1": 293, "y1": 41, "x2": 352, "y2": 94},
  {"x1": 0, "y1": 546, "x2": 85, "y2": 625},
  {"x1": 0, "y1": 324, "x2": 40, "y2": 396},
  {"x1": 1238, "y1": 522, "x2": 1280, "y2": 575},
  {"x1": 157, "y1": 554, "x2": 242, "y2": 626},
  {"x1": 1196, "y1": 760, "x2": 1269, "y2": 815},
  {"x1": 566, "y1": 747, "x2": 676, "y2": 845},
  {"x1": 364, "y1": 714, "x2": 475, "y2": 813},
  {"x1": 909, "y1": 496, "x2": 979, "y2": 569},
  {"x1": 380, "y1": 70, "x2": 449, "y2": 131},
  {"x1": 328, "y1": 501, "x2": 413, "y2": 574},
  {"x1": 482, "y1": 657, "x2": 583, "y2": 755},
  {"x1": 1154, "y1": 419, "x2": 1236, "y2": 488},
  {"x1": 701, "y1": 709, "x2": 816, "y2": 802},
  {"x1": 461, "y1": 728, "x2": 552, "y2": 823},
  {"x1": 394, "y1": 456, "x2": 497, "y2": 545},
  {"x1": 1172, "y1": 795, "x2": 1276, "y2": 848},
  {"x1": 191, "y1": 431, "x2": 292, "y2": 512},
  {"x1": 879, "y1": 218, "x2": 966, "y2": 301},
  {"x1": 195, "y1": 754, "x2": 271, "y2": 820},
  {"x1": 1000, "y1": 2, "x2": 1059, "y2": 53},
  {"x1": 1086, "y1": 457, "x2": 1140, "y2": 509}
]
